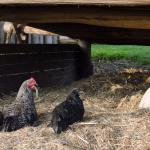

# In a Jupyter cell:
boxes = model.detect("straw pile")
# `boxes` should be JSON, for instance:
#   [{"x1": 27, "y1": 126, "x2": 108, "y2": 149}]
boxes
[{"x1": 0, "y1": 59, "x2": 149, "y2": 150}]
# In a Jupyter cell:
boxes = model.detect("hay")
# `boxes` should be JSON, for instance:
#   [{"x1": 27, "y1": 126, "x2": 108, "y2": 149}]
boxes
[{"x1": 0, "y1": 59, "x2": 149, "y2": 150}]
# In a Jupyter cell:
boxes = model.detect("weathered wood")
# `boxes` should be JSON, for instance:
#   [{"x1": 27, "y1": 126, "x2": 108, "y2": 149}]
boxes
[
  {"x1": 77, "y1": 40, "x2": 93, "y2": 78},
  {"x1": 0, "y1": 1, "x2": 150, "y2": 44},
  {"x1": 0, "y1": 21, "x2": 59, "y2": 44},
  {"x1": 0, "y1": 44, "x2": 80, "y2": 53},
  {"x1": 0, "y1": 44, "x2": 85, "y2": 92},
  {"x1": 32, "y1": 23, "x2": 150, "y2": 45},
  {"x1": 0, "y1": 59, "x2": 78, "y2": 75},
  {"x1": 0, "y1": 5, "x2": 150, "y2": 30},
  {"x1": 0, "y1": 53, "x2": 79, "y2": 65},
  {"x1": 0, "y1": 0, "x2": 150, "y2": 6},
  {"x1": 23, "y1": 26, "x2": 57, "y2": 35},
  {"x1": 0, "y1": 65, "x2": 78, "y2": 92}
]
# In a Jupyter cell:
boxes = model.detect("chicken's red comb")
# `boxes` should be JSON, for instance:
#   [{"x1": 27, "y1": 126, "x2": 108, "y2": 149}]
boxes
[
  {"x1": 30, "y1": 77, "x2": 36, "y2": 82},
  {"x1": 27, "y1": 77, "x2": 37, "y2": 89}
]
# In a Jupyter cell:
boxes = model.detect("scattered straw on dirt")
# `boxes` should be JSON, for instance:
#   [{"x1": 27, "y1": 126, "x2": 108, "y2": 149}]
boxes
[{"x1": 0, "y1": 59, "x2": 150, "y2": 150}]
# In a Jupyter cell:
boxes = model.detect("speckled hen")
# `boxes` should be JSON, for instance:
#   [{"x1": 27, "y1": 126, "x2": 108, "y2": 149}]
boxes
[{"x1": 2, "y1": 78, "x2": 38, "y2": 132}]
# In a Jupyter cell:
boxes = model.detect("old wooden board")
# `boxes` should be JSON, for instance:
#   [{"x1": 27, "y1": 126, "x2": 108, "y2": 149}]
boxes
[
  {"x1": 0, "y1": 0, "x2": 150, "y2": 6},
  {"x1": 0, "y1": 2, "x2": 150, "y2": 29},
  {"x1": 31, "y1": 23, "x2": 150, "y2": 45}
]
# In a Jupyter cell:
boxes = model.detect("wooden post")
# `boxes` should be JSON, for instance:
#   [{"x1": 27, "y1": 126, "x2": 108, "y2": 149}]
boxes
[{"x1": 77, "y1": 40, "x2": 93, "y2": 78}]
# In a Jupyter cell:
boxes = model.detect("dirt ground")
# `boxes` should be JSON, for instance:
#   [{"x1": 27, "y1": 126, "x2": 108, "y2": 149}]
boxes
[{"x1": 0, "y1": 59, "x2": 150, "y2": 150}]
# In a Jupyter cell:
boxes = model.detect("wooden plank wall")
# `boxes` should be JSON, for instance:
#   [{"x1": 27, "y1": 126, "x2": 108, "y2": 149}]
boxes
[{"x1": 0, "y1": 44, "x2": 81, "y2": 93}]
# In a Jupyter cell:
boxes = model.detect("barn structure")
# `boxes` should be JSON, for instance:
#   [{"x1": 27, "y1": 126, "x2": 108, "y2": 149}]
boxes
[
  {"x1": 0, "y1": 0, "x2": 150, "y2": 92},
  {"x1": 0, "y1": 21, "x2": 59, "y2": 44}
]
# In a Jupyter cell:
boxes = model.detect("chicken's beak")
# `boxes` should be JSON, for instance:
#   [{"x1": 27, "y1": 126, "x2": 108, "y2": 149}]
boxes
[
  {"x1": 79, "y1": 90, "x2": 85, "y2": 100},
  {"x1": 79, "y1": 90, "x2": 85, "y2": 95}
]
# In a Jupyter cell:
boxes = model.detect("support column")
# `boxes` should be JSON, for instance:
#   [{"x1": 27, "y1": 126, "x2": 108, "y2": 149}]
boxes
[{"x1": 77, "y1": 40, "x2": 93, "y2": 79}]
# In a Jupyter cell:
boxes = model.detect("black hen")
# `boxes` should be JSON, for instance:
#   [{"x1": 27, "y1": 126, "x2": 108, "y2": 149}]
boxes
[
  {"x1": 50, "y1": 88, "x2": 84, "y2": 134},
  {"x1": 2, "y1": 77, "x2": 38, "y2": 132}
]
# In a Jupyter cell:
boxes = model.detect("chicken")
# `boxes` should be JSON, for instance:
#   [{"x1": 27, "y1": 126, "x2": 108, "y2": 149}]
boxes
[
  {"x1": 139, "y1": 87, "x2": 150, "y2": 110},
  {"x1": 2, "y1": 77, "x2": 38, "y2": 132},
  {"x1": 0, "y1": 111, "x2": 3, "y2": 126},
  {"x1": 49, "y1": 88, "x2": 84, "y2": 134}
]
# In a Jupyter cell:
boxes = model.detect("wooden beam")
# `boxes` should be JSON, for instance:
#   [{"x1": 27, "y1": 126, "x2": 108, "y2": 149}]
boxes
[
  {"x1": 0, "y1": 6, "x2": 150, "y2": 30},
  {"x1": 30, "y1": 23, "x2": 150, "y2": 45},
  {"x1": 23, "y1": 26, "x2": 57, "y2": 35},
  {"x1": 77, "y1": 40, "x2": 93, "y2": 78},
  {"x1": 0, "y1": 0, "x2": 150, "y2": 6}
]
